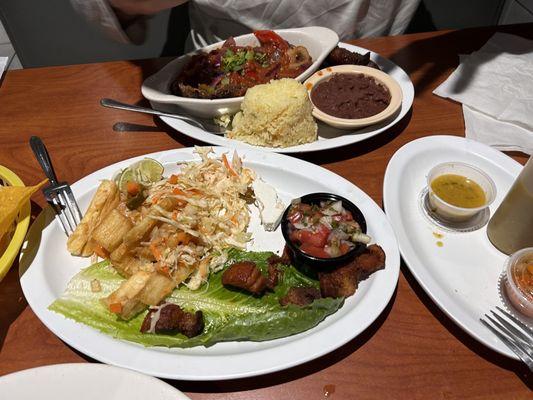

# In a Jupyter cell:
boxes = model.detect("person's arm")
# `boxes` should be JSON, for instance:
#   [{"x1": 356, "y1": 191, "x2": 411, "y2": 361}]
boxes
[{"x1": 70, "y1": 0, "x2": 187, "y2": 45}]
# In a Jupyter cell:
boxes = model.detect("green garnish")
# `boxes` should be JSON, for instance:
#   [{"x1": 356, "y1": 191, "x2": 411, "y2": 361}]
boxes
[{"x1": 222, "y1": 49, "x2": 251, "y2": 72}]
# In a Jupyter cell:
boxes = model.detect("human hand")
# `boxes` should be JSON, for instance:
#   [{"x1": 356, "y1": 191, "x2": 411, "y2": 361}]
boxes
[{"x1": 109, "y1": 0, "x2": 188, "y2": 16}]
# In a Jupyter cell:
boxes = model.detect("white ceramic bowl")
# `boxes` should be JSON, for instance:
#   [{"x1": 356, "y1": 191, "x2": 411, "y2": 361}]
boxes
[
  {"x1": 427, "y1": 161, "x2": 496, "y2": 222},
  {"x1": 141, "y1": 27, "x2": 339, "y2": 118},
  {"x1": 303, "y1": 65, "x2": 402, "y2": 130}
]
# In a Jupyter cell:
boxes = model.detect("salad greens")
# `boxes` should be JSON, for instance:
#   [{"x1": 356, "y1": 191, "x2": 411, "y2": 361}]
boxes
[{"x1": 49, "y1": 249, "x2": 344, "y2": 348}]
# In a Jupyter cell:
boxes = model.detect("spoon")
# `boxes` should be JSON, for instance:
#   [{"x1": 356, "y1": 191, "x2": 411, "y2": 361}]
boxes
[{"x1": 100, "y1": 98, "x2": 226, "y2": 134}]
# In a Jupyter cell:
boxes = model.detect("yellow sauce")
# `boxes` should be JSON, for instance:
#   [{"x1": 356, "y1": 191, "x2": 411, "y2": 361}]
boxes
[{"x1": 431, "y1": 174, "x2": 486, "y2": 208}]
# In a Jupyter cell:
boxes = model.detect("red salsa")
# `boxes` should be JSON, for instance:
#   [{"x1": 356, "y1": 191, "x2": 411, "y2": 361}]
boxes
[{"x1": 287, "y1": 200, "x2": 370, "y2": 258}]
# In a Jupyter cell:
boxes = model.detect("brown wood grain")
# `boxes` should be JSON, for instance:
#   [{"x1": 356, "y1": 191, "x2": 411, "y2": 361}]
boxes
[{"x1": 1, "y1": 24, "x2": 532, "y2": 399}]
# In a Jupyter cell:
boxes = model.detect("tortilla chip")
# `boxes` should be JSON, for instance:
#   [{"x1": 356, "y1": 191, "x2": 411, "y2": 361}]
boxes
[{"x1": 0, "y1": 179, "x2": 47, "y2": 240}]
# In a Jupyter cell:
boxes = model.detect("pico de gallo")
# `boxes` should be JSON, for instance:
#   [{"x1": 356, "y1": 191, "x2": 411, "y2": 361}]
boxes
[
  {"x1": 172, "y1": 30, "x2": 312, "y2": 99},
  {"x1": 286, "y1": 199, "x2": 371, "y2": 259}
]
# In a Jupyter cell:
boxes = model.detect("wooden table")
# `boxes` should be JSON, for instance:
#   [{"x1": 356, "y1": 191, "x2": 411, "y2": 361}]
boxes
[{"x1": 1, "y1": 24, "x2": 532, "y2": 399}]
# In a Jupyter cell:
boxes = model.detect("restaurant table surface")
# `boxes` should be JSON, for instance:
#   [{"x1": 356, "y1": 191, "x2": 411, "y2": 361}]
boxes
[{"x1": 0, "y1": 23, "x2": 532, "y2": 399}]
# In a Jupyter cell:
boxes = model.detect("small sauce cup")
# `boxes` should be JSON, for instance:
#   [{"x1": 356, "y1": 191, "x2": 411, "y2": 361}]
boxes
[
  {"x1": 427, "y1": 162, "x2": 496, "y2": 222},
  {"x1": 280, "y1": 192, "x2": 367, "y2": 278},
  {"x1": 504, "y1": 247, "x2": 533, "y2": 318}
]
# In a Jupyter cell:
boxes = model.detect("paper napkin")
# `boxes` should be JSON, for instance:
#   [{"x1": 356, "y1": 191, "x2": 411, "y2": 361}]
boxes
[{"x1": 433, "y1": 33, "x2": 533, "y2": 155}]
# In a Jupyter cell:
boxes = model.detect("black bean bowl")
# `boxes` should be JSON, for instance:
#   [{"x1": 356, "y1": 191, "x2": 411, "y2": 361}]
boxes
[{"x1": 280, "y1": 192, "x2": 367, "y2": 278}]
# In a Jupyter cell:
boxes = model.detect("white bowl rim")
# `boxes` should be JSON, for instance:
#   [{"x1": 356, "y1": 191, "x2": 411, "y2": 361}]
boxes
[{"x1": 141, "y1": 26, "x2": 339, "y2": 106}]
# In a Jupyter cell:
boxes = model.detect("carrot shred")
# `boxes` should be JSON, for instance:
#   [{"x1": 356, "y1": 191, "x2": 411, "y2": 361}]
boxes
[
  {"x1": 172, "y1": 187, "x2": 186, "y2": 196},
  {"x1": 93, "y1": 244, "x2": 109, "y2": 259},
  {"x1": 150, "y1": 242, "x2": 162, "y2": 261},
  {"x1": 222, "y1": 154, "x2": 238, "y2": 177},
  {"x1": 109, "y1": 303, "x2": 122, "y2": 314},
  {"x1": 158, "y1": 265, "x2": 171, "y2": 277},
  {"x1": 126, "y1": 181, "x2": 140, "y2": 196},
  {"x1": 168, "y1": 174, "x2": 179, "y2": 184}
]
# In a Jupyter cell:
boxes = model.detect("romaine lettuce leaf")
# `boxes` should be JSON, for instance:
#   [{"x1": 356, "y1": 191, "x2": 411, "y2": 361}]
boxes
[{"x1": 49, "y1": 249, "x2": 343, "y2": 348}]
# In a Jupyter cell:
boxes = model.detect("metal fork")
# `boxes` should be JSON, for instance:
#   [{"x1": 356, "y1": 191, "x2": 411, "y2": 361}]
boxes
[
  {"x1": 480, "y1": 306, "x2": 533, "y2": 371},
  {"x1": 29, "y1": 136, "x2": 82, "y2": 236}
]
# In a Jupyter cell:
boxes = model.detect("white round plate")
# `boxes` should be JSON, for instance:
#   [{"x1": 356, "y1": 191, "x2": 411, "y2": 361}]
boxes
[
  {"x1": 157, "y1": 43, "x2": 414, "y2": 153},
  {"x1": 383, "y1": 135, "x2": 524, "y2": 359},
  {"x1": 20, "y1": 147, "x2": 400, "y2": 380},
  {"x1": 0, "y1": 363, "x2": 189, "y2": 399}
]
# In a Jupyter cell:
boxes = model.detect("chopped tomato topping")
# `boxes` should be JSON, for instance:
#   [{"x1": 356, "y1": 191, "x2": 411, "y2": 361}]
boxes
[
  {"x1": 254, "y1": 30, "x2": 288, "y2": 50},
  {"x1": 300, "y1": 243, "x2": 330, "y2": 258},
  {"x1": 294, "y1": 224, "x2": 330, "y2": 248}
]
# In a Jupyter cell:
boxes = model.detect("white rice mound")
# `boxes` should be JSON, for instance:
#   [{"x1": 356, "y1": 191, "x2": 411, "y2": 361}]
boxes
[{"x1": 228, "y1": 78, "x2": 317, "y2": 148}]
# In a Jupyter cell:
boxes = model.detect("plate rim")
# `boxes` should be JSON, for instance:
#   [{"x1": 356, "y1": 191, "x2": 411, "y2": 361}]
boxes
[
  {"x1": 20, "y1": 146, "x2": 400, "y2": 380},
  {"x1": 0, "y1": 363, "x2": 189, "y2": 399},
  {"x1": 156, "y1": 42, "x2": 415, "y2": 153},
  {"x1": 383, "y1": 135, "x2": 523, "y2": 360}
]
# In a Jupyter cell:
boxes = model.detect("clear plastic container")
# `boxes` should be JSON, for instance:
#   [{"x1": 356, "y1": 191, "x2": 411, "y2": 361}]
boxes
[
  {"x1": 504, "y1": 247, "x2": 533, "y2": 318},
  {"x1": 427, "y1": 162, "x2": 496, "y2": 222},
  {"x1": 487, "y1": 156, "x2": 533, "y2": 255}
]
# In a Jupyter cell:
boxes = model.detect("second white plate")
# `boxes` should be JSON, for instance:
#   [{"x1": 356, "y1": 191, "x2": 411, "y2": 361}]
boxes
[
  {"x1": 383, "y1": 135, "x2": 524, "y2": 359},
  {"x1": 0, "y1": 363, "x2": 189, "y2": 400},
  {"x1": 157, "y1": 43, "x2": 414, "y2": 153}
]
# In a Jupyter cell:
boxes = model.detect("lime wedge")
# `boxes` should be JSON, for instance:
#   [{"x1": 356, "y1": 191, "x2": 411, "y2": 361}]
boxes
[
  {"x1": 118, "y1": 168, "x2": 136, "y2": 193},
  {"x1": 117, "y1": 158, "x2": 164, "y2": 194},
  {"x1": 137, "y1": 158, "x2": 164, "y2": 184}
]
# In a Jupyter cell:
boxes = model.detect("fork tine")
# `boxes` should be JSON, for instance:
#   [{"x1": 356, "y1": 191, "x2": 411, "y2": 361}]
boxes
[
  {"x1": 480, "y1": 318, "x2": 533, "y2": 368},
  {"x1": 49, "y1": 197, "x2": 69, "y2": 236},
  {"x1": 56, "y1": 191, "x2": 77, "y2": 234},
  {"x1": 496, "y1": 306, "x2": 533, "y2": 340},
  {"x1": 65, "y1": 188, "x2": 83, "y2": 224},
  {"x1": 490, "y1": 310, "x2": 533, "y2": 348},
  {"x1": 485, "y1": 314, "x2": 533, "y2": 360}
]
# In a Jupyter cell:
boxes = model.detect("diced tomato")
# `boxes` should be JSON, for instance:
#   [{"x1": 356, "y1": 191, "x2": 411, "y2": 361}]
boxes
[
  {"x1": 300, "y1": 243, "x2": 330, "y2": 258},
  {"x1": 294, "y1": 224, "x2": 330, "y2": 248},
  {"x1": 254, "y1": 30, "x2": 288, "y2": 50}
]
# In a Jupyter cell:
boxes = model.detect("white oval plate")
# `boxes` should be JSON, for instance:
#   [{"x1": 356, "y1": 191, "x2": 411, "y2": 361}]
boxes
[
  {"x1": 0, "y1": 363, "x2": 189, "y2": 400},
  {"x1": 156, "y1": 43, "x2": 414, "y2": 153},
  {"x1": 20, "y1": 147, "x2": 400, "y2": 380},
  {"x1": 383, "y1": 135, "x2": 524, "y2": 359}
]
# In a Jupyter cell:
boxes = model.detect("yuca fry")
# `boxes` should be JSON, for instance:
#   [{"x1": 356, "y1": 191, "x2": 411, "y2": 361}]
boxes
[
  {"x1": 104, "y1": 270, "x2": 176, "y2": 319},
  {"x1": 122, "y1": 197, "x2": 179, "y2": 247},
  {"x1": 0, "y1": 179, "x2": 47, "y2": 241},
  {"x1": 67, "y1": 180, "x2": 119, "y2": 256},
  {"x1": 91, "y1": 208, "x2": 133, "y2": 253}
]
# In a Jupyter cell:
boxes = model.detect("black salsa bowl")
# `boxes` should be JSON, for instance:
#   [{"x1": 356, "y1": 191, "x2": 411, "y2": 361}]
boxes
[{"x1": 280, "y1": 192, "x2": 367, "y2": 278}]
